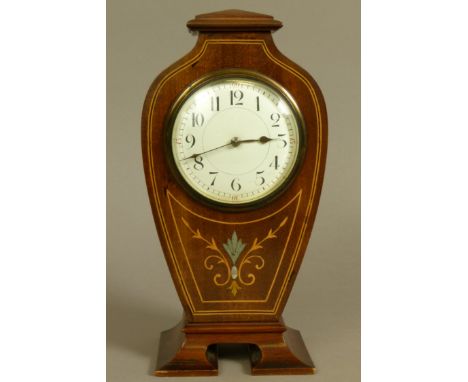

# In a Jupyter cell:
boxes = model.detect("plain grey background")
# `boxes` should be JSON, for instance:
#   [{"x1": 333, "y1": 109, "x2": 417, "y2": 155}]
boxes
[{"x1": 107, "y1": 1, "x2": 360, "y2": 381}]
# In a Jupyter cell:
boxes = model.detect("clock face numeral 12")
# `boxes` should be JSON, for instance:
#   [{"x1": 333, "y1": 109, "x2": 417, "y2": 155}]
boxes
[{"x1": 171, "y1": 74, "x2": 302, "y2": 206}]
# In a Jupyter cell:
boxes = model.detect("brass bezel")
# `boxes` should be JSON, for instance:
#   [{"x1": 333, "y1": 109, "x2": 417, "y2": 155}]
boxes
[{"x1": 164, "y1": 69, "x2": 307, "y2": 212}]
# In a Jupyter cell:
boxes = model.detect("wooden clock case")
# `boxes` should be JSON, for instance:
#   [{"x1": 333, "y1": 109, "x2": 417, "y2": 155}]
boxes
[{"x1": 141, "y1": 10, "x2": 328, "y2": 376}]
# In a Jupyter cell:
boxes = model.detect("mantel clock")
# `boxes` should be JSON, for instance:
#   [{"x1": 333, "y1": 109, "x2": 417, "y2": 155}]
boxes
[{"x1": 141, "y1": 9, "x2": 327, "y2": 376}]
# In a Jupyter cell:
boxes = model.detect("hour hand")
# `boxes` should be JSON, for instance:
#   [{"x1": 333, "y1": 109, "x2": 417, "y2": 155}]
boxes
[{"x1": 232, "y1": 136, "x2": 276, "y2": 147}]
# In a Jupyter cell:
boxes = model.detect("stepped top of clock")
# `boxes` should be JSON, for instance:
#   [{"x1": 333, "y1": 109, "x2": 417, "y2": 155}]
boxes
[{"x1": 187, "y1": 9, "x2": 283, "y2": 32}]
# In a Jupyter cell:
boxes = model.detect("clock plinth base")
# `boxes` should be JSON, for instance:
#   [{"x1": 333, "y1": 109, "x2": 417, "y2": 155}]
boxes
[
  {"x1": 154, "y1": 320, "x2": 218, "y2": 376},
  {"x1": 154, "y1": 318, "x2": 315, "y2": 377},
  {"x1": 249, "y1": 326, "x2": 316, "y2": 375}
]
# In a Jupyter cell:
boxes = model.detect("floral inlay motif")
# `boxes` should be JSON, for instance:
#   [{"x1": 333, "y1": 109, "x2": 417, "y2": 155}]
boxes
[{"x1": 181, "y1": 217, "x2": 288, "y2": 296}]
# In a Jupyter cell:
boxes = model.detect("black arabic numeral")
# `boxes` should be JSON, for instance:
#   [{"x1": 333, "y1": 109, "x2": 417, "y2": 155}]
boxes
[
  {"x1": 185, "y1": 134, "x2": 196, "y2": 148},
  {"x1": 270, "y1": 113, "x2": 281, "y2": 127},
  {"x1": 231, "y1": 177, "x2": 241, "y2": 191},
  {"x1": 230, "y1": 90, "x2": 244, "y2": 105},
  {"x1": 256, "y1": 171, "x2": 266, "y2": 186},
  {"x1": 209, "y1": 171, "x2": 219, "y2": 186},
  {"x1": 193, "y1": 155, "x2": 204, "y2": 171},
  {"x1": 277, "y1": 133, "x2": 288, "y2": 148},
  {"x1": 211, "y1": 96, "x2": 219, "y2": 111},
  {"x1": 269, "y1": 155, "x2": 279, "y2": 170},
  {"x1": 192, "y1": 112, "x2": 204, "y2": 127}
]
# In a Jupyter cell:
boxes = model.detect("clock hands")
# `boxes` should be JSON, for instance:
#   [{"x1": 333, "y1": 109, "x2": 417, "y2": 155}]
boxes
[
  {"x1": 181, "y1": 140, "x2": 235, "y2": 161},
  {"x1": 180, "y1": 136, "x2": 277, "y2": 161},
  {"x1": 231, "y1": 135, "x2": 274, "y2": 147}
]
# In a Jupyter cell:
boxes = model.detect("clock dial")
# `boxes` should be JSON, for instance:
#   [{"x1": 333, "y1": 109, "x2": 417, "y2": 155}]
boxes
[{"x1": 169, "y1": 73, "x2": 303, "y2": 206}]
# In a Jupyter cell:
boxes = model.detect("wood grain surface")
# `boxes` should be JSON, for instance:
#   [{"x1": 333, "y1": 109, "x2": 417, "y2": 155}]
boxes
[{"x1": 141, "y1": 9, "x2": 328, "y2": 376}]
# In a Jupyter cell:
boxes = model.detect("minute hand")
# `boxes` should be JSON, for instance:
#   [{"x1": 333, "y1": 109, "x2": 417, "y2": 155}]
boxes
[{"x1": 180, "y1": 141, "x2": 233, "y2": 161}]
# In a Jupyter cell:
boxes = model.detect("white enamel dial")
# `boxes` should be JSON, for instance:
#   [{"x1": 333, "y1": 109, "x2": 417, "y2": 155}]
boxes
[{"x1": 170, "y1": 75, "x2": 302, "y2": 205}]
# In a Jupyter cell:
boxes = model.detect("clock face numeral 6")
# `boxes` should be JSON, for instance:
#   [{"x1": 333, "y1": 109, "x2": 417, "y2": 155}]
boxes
[
  {"x1": 170, "y1": 74, "x2": 303, "y2": 206},
  {"x1": 231, "y1": 177, "x2": 241, "y2": 191}
]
